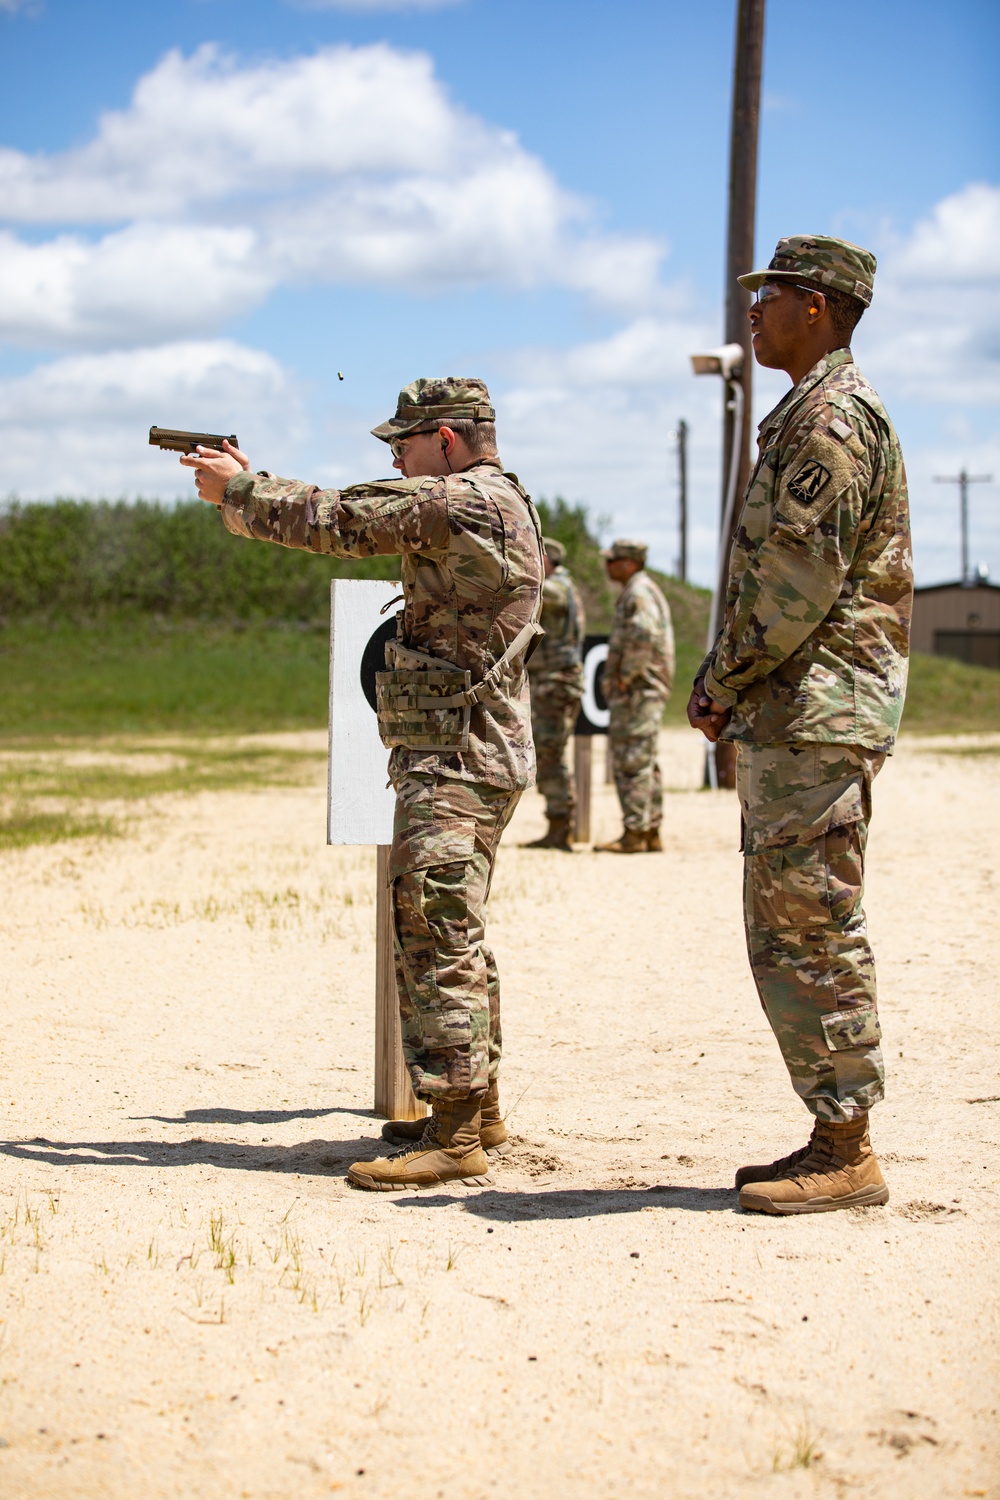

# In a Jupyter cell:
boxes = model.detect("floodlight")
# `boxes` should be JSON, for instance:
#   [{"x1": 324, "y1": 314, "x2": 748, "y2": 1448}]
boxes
[{"x1": 689, "y1": 343, "x2": 745, "y2": 380}]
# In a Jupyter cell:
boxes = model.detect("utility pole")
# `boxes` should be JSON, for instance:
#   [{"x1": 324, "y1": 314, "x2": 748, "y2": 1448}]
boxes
[
  {"x1": 715, "y1": 0, "x2": 765, "y2": 789},
  {"x1": 934, "y1": 469, "x2": 992, "y2": 584},
  {"x1": 677, "y1": 418, "x2": 688, "y2": 582}
]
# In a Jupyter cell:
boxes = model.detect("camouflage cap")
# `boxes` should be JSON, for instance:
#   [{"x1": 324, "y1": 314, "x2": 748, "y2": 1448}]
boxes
[
  {"x1": 737, "y1": 234, "x2": 876, "y2": 307},
  {"x1": 371, "y1": 377, "x2": 496, "y2": 443},
  {"x1": 542, "y1": 536, "x2": 566, "y2": 565},
  {"x1": 603, "y1": 538, "x2": 647, "y2": 565}
]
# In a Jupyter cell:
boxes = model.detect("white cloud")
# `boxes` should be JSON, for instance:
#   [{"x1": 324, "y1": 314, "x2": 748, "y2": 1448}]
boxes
[
  {"x1": 0, "y1": 43, "x2": 665, "y2": 347},
  {"x1": 861, "y1": 183, "x2": 1000, "y2": 407},
  {"x1": 0, "y1": 341, "x2": 305, "y2": 498}
]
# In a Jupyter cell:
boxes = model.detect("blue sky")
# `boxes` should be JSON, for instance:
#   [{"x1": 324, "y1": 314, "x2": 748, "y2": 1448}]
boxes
[{"x1": 0, "y1": 0, "x2": 997, "y2": 585}]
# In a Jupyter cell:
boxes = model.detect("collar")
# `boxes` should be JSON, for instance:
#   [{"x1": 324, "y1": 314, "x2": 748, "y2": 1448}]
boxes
[
  {"x1": 456, "y1": 455, "x2": 503, "y2": 474},
  {"x1": 757, "y1": 347, "x2": 855, "y2": 439}
]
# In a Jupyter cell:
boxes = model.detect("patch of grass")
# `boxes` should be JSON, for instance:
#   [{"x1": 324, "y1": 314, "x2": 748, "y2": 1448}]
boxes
[
  {"x1": 0, "y1": 744, "x2": 325, "y2": 801},
  {"x1": 0, "y1": 617, "x2": 332, "y2": 738},
  {"x1": 772, "y1": 1422, "x2": 823, "y2": 1471},
  {"x1": 900, "y1": 651, "x2": 999, "y2": 735},
  {"x1": 0, "y1": 741, "x2": 325, "y2": 850},
  {"x1": 0, "y1": 806, "x2": 119, "y2": 850}
]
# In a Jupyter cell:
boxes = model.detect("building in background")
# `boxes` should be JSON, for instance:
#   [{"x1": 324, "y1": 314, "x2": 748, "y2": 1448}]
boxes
[{"x1": 911, "y1": 578, "x2": 1000, "y2": 670}]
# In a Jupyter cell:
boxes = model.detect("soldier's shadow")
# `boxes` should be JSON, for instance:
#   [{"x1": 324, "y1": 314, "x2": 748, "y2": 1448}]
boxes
[{"x1": 393, "y1": 1184, "x2": 740, "y2": 1219}]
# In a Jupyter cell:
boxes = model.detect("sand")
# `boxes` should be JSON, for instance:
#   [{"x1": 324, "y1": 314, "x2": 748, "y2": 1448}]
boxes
[{"x1": 0, "y1": 728, "x2": 997, "y2": 1499}]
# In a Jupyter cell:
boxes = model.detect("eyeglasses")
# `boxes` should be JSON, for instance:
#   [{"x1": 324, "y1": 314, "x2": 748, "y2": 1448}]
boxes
[
  {"x1": 389, "y1": 428, "x2": 438, "y2": 459},
  {"x1": 752, "y1": 281, "x2": 822, "y2": 306}
]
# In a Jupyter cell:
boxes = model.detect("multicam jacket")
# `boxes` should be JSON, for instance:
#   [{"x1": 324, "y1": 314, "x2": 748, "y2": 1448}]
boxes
[
  {"x1": 528, "y1": 564, "x2": 585, "y2": 691},
  {"x1": 220, "y1": 458, "x2": 544, "y2": 790},
  {"x1": 702, "y1": 349, "x2": 912, "y2": 752},
  {"x1": 605, "y1": 570, "x2": 675, "y2": 703}
]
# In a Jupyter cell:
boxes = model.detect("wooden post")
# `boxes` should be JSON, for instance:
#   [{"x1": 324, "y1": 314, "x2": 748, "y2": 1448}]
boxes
[
  {"x1": 572, "y1": 735, "x2": 593, "y2": 844},
  {"x1": 715, "y1": 0, "x2": 765, "y2": 794},
  {"x1": 677, "y1": 418, "x2": 688, "y2": 583},
  {"x1": 374, "y1": 844, "x2": 426, "y2": 1122}
]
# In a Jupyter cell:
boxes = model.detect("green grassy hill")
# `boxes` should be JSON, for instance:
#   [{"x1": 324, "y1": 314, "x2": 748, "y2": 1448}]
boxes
[{"x1": 0, "y1": 497, "x2": 995, "y2": 740}]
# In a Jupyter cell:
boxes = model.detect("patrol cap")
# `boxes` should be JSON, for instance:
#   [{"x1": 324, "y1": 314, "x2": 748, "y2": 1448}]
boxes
[
  {"x1": 371, "y1": 377, "x2": 496, "y2": 443},
  {"x1": 737, "y1": 234, "x2": 876, "y2": 307},
  {"x1": 542, "y1": 536, "x2": 566, "y2": 565},
  {"x1": 603, "y1": 538, "x2": 647, "y2": 565}
]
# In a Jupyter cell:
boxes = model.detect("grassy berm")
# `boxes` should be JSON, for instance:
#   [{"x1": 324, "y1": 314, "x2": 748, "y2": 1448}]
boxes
[{"x1": 0, "y1": 496, "x2": 995, "y2": 848}]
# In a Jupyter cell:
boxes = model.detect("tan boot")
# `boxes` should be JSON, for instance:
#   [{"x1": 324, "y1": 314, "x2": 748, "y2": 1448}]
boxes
[
  {"x1": 478, "y1": 1078, "x2": 512, "y2": 1158},
  {"x1": 523, "y1": 816, "x2": 573, "y2": 851},
  {"x1": 738, "y1": 1115, "x2": 888, "y2": 1215},
  {"x1": 645, "y1": 828, "x2": 663, "y2": 852},
  {"x1": 594, "y1": 828, "x2": 647, "y2": 853},
  {"x1": 349, "y1": 1097, "x2": 491, "y2": 1192},
  {"x1": 382, "y1": 1079, "x2": 511, "y2": 1157},
  {"x1": 735, "y1": 1122, "x2": 819, "y2": 1188}
]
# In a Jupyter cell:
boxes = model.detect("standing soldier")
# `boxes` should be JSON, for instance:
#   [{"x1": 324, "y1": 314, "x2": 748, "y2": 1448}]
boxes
[
  {"x1": 180, "y1": 378, "x2": 544, "y2": 1191},
  {"x1": 524, "y1": 537, "x2": 586, "y2": 851},
  {"x1": 596, "y1": 540, "x2": 674, "y2": 853},
  {"x1": 688, "y1": 236, "x2": 913, "y2": 1214}
]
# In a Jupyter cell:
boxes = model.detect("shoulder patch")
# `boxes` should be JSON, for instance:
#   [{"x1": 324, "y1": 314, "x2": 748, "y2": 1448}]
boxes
[
  {"x1": 775, "y1": 429, "x2": 860, "y2": 536},
  {"x1": 787, "y1": 457, "x2": 831, "y2": 504}
]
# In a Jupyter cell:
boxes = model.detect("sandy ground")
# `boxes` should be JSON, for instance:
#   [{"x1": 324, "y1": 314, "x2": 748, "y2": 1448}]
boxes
[{"x1": 0, "y1": 728, "x2": 997, "y2": 1500}]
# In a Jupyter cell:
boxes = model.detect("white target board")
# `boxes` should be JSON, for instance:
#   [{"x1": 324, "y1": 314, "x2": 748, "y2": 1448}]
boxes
[{"x1": 327, "y1": 578, "x2": 401, "y2": 846}]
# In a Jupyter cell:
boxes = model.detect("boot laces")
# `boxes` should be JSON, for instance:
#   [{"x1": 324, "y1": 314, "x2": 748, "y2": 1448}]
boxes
[{"x1": 386, "y1": 1118, "x2": 441, "y2": 1160}]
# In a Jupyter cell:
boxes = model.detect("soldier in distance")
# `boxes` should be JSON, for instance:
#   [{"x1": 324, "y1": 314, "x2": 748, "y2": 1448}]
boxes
[{"x1": 524, "y1": 536, "x2": 586, "y2": 851}]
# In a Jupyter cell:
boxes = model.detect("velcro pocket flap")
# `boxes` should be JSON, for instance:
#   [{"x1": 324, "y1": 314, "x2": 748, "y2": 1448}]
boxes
[
  {"x1": 743, "y1": 777, "x2": 865, "y2": 856},
  {"x1": 821, "y1": 1005, "x2": 882, "y2": 1052},
  {"x1": 775, "y1": 429, "x2": 860, "y2": 535},
  {"x1": 389, "y1": 818, "x2": 477, "y2": 880}
]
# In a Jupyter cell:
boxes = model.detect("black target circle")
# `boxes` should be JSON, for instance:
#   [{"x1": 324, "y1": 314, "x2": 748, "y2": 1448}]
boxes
[{"x1": 360, "y1": 617, "x2": 398, "y2": 713}]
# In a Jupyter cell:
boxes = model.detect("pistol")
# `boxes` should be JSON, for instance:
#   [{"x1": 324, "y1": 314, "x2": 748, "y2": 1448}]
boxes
[{"x1": 149, "y1": 426, "x2": 238, "y2": 454}]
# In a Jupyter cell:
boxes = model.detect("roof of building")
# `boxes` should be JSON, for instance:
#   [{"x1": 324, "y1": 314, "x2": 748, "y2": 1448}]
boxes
[{"x1": 913, "y1": 579, "x2": 1000, "y2": 595}]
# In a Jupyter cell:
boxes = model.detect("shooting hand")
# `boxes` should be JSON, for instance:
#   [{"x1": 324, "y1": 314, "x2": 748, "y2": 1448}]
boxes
[
  {"x1": 686, "y1": 679, "x2": 731, "y2": 742},
  {"x1": 179, "y1": 440, "x2": 250, "y2": 506}
]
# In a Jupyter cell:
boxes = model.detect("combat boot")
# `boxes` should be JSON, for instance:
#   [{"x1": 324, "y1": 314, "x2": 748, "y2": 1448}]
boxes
[
  {"x1": 645, "y1": 827, "x2": 663, "y2": 852},
  {"x1": 523, "y1": 816, "x2": 573, "y2": 851},
  {"x1": 382, "y1": 1079, "x2": 512, "y2": 1157},
  {"x1": 734, "y1": 1122, "x2": 819, "y2": 1188},
  {"x1": 738, "y1": 1114, "x2": 888, "y2": 1215},
  {"x1": 348, "y1": 1097, "x2": 491, "y2": 1191},
  {"x1": 594, "y1": 828, "x2": 647, "y2": 853}
]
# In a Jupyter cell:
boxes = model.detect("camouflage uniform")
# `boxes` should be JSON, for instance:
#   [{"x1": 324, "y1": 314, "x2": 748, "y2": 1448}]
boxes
[
  {"x1": 702, "y1": 238, "x2": 913, "y2": 1123},
  {"x1": 219, "y1": 378, "x2": 543, "y2": 1103},
  {"x1": 604, "y1": 547, "x2": 675, "y2": 833},
  {"x1": 528, "y1": 540, "x2": 585, "y2": 822}
]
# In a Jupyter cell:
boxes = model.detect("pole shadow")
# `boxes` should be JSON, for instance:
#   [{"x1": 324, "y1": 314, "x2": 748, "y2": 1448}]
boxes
[
  {"x1": 133, "y1": 1107, "x2": 363, "y2": 1126},
  {"x1": 0, "y1": 1128, "x2": 399, "y2": 1179}
]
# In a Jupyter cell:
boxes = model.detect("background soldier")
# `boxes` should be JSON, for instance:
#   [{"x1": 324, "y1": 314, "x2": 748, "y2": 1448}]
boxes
[
  {"x1": 524, "y1": 536, "x2": 586, "y2": 851},
  {"x1": 688, "y1": 236, "x2": 913, "y2": 1215},
  {"x1": 596, "y1": 539, "x2": 674, "y2": 853},
  {"x1": 181, "y1": 378, "x2": 543, "y2": 1191}
]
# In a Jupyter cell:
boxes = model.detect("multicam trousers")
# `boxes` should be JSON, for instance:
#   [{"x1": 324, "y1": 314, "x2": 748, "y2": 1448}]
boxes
[
  {"x1": 737, "y1": 742, "x2": 887, "y2": 1123},
  {"x1": 609, "y1": 689, "x2": 667, "y2": 832},
  {"x1": 530, "y1": 680, "x2": 582, "y2": 821},
  {"x1": 388, "y1": 773, "x2": 521, "y2": 1103}
]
